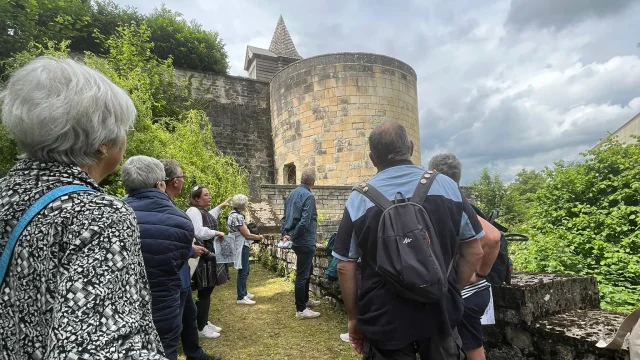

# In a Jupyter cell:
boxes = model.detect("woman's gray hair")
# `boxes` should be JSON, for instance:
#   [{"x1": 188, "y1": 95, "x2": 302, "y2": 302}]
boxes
[
  {"x1": 0, "y1": 56, "x2": 136, "y2": 166},
  {"x1": 428, "y1": 153, "x2": 462, "y2": 184},
  {"x1": 121, "y1": 156, "x2": 166, "y2": 193},
  {"x1": 231, "y1": 194, "x2": 249, "y2": 210}
]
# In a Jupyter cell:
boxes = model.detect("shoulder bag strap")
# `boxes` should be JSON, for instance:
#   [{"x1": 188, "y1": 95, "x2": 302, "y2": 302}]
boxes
[
  {"x1": 410, "y1": 170, "x2": 438, "y2": 206},
  {"x1": 0, "y1": 185, "x2": 95, "y2": 285},
  {"x1": 352, "y1": 183, "x2": 393, "y2": 211}
]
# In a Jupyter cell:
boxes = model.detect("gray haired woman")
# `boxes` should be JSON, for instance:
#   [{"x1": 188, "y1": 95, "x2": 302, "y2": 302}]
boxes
[
  {"x1": 228, "y1": 194, "x2": 263, "y2": 305},
  {"x1": 0, "y1": 57, "x2": 164, "y2": 358}
]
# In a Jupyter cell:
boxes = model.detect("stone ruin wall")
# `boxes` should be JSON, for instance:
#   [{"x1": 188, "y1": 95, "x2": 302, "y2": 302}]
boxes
[
  {"x1": 174, "y1": 68, "x2": 275, "y2": 200},
  {"x1": 270, "y1": 53, "x2": 422, "y2": 186}
]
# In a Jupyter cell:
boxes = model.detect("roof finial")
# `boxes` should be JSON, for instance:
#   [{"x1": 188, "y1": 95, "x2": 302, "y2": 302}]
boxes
[{"x1": 269, "y1": 15, "x2": 302, "y2": 59}]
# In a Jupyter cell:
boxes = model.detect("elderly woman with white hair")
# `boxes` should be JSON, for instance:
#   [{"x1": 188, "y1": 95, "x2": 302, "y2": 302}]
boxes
[
  {"x1": 0, "y1": 57, "x2": 164, "y2": 358},
  {"x1": 227, "y1": 194, "x2": 264, "y2": 305},
  {"x1": 122, "y1": 156, "x2": 194, "y2": 360}
]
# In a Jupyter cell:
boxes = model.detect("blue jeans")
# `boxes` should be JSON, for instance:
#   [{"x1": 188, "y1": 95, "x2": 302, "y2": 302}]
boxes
[
  {"x1": 180, "y1": 290, "x2": 204, "y2": 360},
  {"x1": 293, "y1": 246, "x2": 315, "y2": 312},
  {"x1": 237, "y1": 245, "x2": 251, "y2": 300}
]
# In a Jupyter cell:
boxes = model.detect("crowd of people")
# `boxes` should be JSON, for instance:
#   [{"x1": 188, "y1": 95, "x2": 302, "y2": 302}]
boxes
[{"x1": 0, "y1": 56, "x2": 503, "y2": 360}]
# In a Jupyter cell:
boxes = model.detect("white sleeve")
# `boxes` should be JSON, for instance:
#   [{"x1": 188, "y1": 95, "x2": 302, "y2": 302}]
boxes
[
  {"x1": 209, "y1": 206, "x2": 222, "y2": 220},
  {"x1": 186, "y1": 207, "x2": 218, "y2": 240}
]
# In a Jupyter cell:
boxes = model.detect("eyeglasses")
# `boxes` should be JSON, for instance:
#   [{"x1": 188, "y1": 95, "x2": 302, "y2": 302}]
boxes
[{"x1": 166, "y1": 176, "x2": 184, "y2": 182}]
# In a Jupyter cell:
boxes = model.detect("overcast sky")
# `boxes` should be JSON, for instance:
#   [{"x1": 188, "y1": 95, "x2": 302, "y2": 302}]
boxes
[{"x1": 117, "y1": 0, "x2": 640, "y2": 184}]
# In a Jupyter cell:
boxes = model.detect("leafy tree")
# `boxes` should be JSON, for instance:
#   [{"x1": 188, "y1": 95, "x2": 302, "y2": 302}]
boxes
[
  {"x1": 502, "y1": 169, "x2": 546, "y2": 227},
  {"x1": 72, "y1": 0, "x2": 143, "y2": 55},
  {"x1": 1, "y1": 25, "x2": 246, "y2": 212},
  {"x1": 145, "y1": 6, "x2": 229, "y2": 73},
  {"x1": 0, "y1": 0, "x2": 92, "y2": 76},
  {"x1": 1, "y1": 0, "x2": 228, "y2": 78},
  {"x1": 469, "y1": 167, "x2": 507, "y2": 216},
  {"x1": 513, "y1": 137, "x2": 640, "y2": 312}
]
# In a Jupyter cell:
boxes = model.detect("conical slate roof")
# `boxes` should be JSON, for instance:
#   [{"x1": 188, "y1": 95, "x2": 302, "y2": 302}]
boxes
[{"x1": 268, "y1": 16, "x2": 302, "y2": 59}]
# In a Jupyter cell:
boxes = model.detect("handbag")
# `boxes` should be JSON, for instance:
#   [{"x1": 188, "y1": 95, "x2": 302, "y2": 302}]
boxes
[{"x1": 0, "y1": 185, "x2": 95, "y2": 285}]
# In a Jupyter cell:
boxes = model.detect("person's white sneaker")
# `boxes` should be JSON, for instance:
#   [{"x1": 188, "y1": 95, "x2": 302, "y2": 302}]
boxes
[
  {"x1": 198, "y1": 327, "x2": 220, "y2": 339},
  {"x1": 246, "y1": 293, "x2": 255, "y2": 300},
  {"x1": 295, "y1": 308, "x2": 321, "y2": 319},
  {"x1": 306, "y1": 299, "x2": 321, "y2": 308},
  {"x1": 340, "y1": 333, "x2": 350, "y2": 343},
  {"x1": 206, "y1": 321, "x2": 222, "y2": 333},
  {"x1": 237, "y1": 296, "x2": 256, "y2": 305}
]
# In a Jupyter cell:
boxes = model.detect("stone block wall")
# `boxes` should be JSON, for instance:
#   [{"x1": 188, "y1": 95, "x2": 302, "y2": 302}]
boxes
[
  {"x1": 174, "y1": 68, "x2": 274, "y2": 199},
  {"x1": 270, "y1": 53, "x2": 421, "y2": 186},
  {"x1": 259, "y1": 184, "x2": 351, "y2": 219}
]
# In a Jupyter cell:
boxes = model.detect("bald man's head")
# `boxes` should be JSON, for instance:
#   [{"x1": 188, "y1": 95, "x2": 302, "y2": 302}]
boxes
[{"x1": 368, "y1": 120, "x2": 414, "y2": 169}]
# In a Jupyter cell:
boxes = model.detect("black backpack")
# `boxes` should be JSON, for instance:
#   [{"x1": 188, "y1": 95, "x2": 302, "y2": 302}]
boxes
[
  {"x1": 353, "y1": 170, "x2": 452, "y2": 304},
  {"x1": 470, "y1": 205, "x2": 528, "y2": 286}
]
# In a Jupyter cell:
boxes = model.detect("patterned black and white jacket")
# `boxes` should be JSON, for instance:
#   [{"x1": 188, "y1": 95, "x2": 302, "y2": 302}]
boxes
[{"x1": 0, "y1": 159, "x2": 165, "y2": 359}]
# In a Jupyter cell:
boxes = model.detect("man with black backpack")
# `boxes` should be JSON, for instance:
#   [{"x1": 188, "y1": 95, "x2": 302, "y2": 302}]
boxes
[
  {"x1": 334, "y1": 121, "x2": 498, "y2": 359},
  {"x1": 428, "y1": 153, "x2": 501, "y2": 360}
]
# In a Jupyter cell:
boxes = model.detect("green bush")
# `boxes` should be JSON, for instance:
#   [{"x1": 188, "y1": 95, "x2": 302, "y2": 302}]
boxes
[
  {"x1": 0, "y1": 0, "x2": 228, "y2": 78},
  {"x1": 0, "y1": 24, "x2": 246, "y2": 212},
  {"x1": 512, "y1": 137, "x2": 640, "y2": 313}
]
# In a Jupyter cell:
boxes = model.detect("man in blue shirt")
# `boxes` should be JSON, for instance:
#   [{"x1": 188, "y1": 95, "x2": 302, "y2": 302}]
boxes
[{"x1": 281, "y1": 169, "x2": 321, "y2": 319}]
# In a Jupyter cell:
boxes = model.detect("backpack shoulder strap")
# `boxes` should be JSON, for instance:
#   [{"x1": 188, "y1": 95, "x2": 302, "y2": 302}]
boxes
[
  {"x1": 352, "y1": 183, "x2": 393, "y2": 211},
  {"x1": 0, "y1": 185, "x2": 95, "y2": 285},
  {"x1": 411, "y1": 170, "x2": 438, "y2": 206}
]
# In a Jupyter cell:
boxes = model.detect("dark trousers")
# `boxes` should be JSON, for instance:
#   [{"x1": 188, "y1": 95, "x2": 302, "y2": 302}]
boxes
[
  {"x1": 236, "y1": 245, "x2": 251, "y2": 300},
  {"x1": 153, "y1": 293, "x2": 181, "y2": 360},
  {"x1": 293, "y1": 246, "x2": 314, "y2": 312},
  {"x1": 363, "y1": 330, "x2": 466, "y2": 360},
  {"x1": 180, "y1": 289, "x2": 204, "y2": 360},
  {"x1": 195, "y1": 285, "x2": 215, "y2": 331}
]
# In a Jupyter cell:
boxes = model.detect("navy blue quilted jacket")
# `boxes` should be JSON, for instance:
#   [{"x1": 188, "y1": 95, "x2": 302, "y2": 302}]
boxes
[{"x1": 124, "y1": 189, "x2": 193, "y2": 327}]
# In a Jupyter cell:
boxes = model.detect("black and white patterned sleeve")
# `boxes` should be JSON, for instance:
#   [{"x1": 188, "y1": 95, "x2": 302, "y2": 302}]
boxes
[{"x1": 47, "y1": 197, "x2": 165, "y2": 359}]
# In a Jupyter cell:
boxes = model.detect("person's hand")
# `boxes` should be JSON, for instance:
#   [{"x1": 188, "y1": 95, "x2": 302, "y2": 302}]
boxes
[
  {"x1": 217, "y1": 231, "x2": 226, "y2": 237},
  {"x1": 222, "y1": 197, "x2": 232, "y2": 207},
  {"x1": 282, "y1": 235, "x2": 291, "y2": 242},
  {"x1": 258, "y1": 234, "x2": 265, "y2": 241},
  {"x1": 193, "y1": 245, "x2": 206, "y2": 258},
  {"x1": 348, "y1": 319, "x2": 364, "y2": 355}
]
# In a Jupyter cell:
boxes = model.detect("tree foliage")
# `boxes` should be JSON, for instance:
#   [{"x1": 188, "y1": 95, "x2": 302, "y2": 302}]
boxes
[
  {"x1": 512, "y1": 137, "x2": 640, "y2": 313},
  {"x1": 0, "y1": 0, "x2": 228, "y2": 78},
  {"x1": 0, "y1": 24, "x2": 246, "y2": 211}
]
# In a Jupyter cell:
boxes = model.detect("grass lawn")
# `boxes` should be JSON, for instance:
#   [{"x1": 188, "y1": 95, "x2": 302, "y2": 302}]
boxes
[{"x1": 180, "y1": 263, "x2": 360, "y2": 360}]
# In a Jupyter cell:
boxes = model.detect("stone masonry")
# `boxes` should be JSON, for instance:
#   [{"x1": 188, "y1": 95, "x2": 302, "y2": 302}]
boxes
[
  {"x1": 270, "y1": 53, "x2": 422, "y2": 186},
  {"x1": 174, "y1": 68, "x2": 274, "y2": 199}
]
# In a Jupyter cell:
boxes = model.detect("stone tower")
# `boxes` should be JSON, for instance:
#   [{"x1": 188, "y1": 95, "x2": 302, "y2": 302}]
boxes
[
  {"x1": 270, "y1": 53, "x2": 421, "y2": 186},
  {"x1": 244, "y1": 16, "x2": 302, "y2": 82}
]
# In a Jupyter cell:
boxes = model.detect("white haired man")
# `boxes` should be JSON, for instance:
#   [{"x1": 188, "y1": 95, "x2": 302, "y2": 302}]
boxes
[
  {"x1": 281, "y1": 169, "x2": 322, "y2": 319},
  {"x1": 122, "y1": 156, "x2": 194, "y2": 360},
  {"x1": 429, "y1": 153, "x2": 501, "y2": 360}
]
